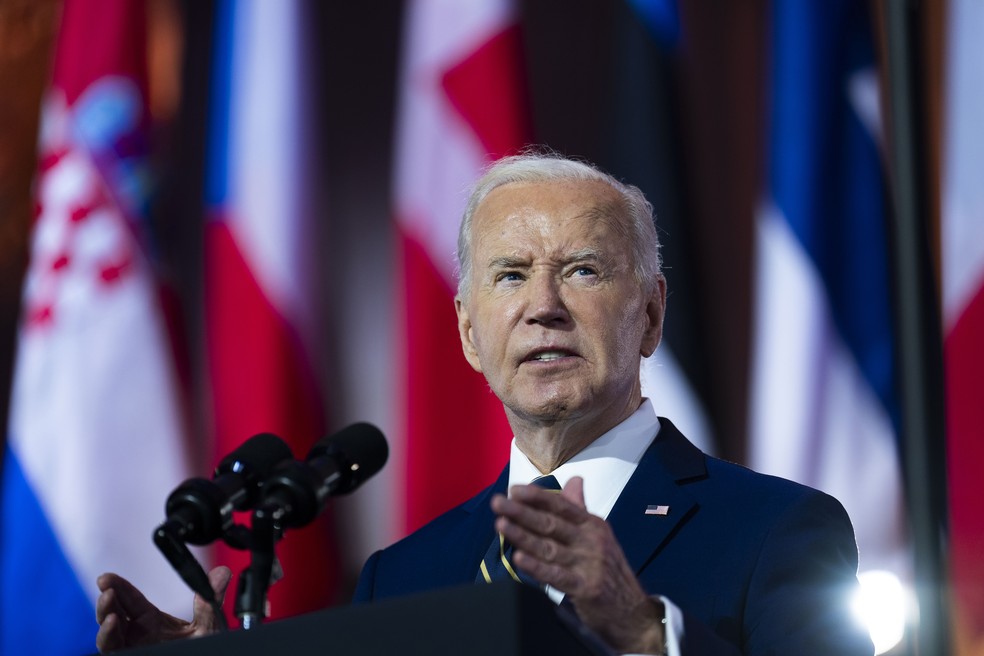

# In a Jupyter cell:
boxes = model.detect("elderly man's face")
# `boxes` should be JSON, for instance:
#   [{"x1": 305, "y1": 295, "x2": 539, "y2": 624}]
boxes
[{"x1": 455, "y1": 179, "x2": 665, "y2": 430}]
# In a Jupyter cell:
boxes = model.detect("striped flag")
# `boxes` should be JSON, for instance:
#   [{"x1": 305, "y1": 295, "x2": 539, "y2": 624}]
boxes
[
  {"x1": 204, "y1": 0, "x2": 338, "y2": 618},
  {"x1": 747, "y1": 0, "x2": 909, "y2": 584},
  {"x1": 394, "y1": 0, "x2": 532, "y2": 533},
  {"x1": 942, "y1": 0, "x2": 984, "y2": 649},
  {"x1": 0, "y1": 1, "x2": 192, "y2": 652}
]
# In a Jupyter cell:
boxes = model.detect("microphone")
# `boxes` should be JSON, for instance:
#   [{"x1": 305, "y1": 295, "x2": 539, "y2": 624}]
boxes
[
  {"x1": 155, "y1": 433, "x2": 292, "y2": 627},
  {"x1": 161, "y1": 432, "x2": 294, "y2": 545},
  {"x1": 258, "y1": 422, "x2": 388, "y2": 528}
]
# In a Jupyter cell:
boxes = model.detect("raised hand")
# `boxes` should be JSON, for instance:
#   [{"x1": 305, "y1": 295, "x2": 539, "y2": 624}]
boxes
[
  {"x1": 95, "y1": 566, "x2": 231, "y2": 653},
  {"x1": 492, "y1": 476, "x2": 665, "y2": 654}
]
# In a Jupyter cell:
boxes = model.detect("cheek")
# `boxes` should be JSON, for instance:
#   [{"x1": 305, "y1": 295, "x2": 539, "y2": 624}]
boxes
[
  {"x1": 605, "y1": 304, "x2": 648, "y2": 358},
  {"x1": 476, "y1": 297, "x2": 523, "y2": 345},
  {"x1": 469, "y1": 312, "x2": 504, "y2": 360}
]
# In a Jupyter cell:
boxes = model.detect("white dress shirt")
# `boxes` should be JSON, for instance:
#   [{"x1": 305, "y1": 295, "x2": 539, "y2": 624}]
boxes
[{"x1": 506, "y1": 398, "x2": 683, "y2": 656}]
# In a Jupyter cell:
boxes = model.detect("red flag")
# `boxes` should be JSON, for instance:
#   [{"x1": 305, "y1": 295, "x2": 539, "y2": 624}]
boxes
[
  {"x1": 204, "y1": 0, "x2": 338, "y2": 618},
  {"x1": 393, "y1": 0, "x2": 533, "y2": 533},
  {"x1": 942, "y1": 0, "x2": 984, "y2": 650}
]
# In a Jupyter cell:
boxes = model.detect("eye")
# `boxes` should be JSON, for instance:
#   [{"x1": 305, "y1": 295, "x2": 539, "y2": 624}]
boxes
[
  {"x1": 496, "y1": 271, "x2": 524, "y2": 284},
  {"x1": 572, "y1": 266, "x2": 597, "y2": 277}
]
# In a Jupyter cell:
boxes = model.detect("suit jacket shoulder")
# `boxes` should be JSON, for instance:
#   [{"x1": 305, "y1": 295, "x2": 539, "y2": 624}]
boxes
[{"x1": 616, "y1": 417, "x2": 871, "y2": 654}]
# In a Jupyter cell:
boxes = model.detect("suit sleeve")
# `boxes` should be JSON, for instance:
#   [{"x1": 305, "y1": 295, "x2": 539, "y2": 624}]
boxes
[
  {"x1": 352, "y1": 550, "x2": 381, "y2": 603},
  {"x1": 731, "y1": 490, "x2": 873, "y2": 655}
]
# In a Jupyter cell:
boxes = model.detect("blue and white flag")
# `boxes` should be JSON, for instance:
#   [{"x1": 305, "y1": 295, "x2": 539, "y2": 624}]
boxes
[{"x1": 748, "y1": 0, "x2": 908, "y2": 584}]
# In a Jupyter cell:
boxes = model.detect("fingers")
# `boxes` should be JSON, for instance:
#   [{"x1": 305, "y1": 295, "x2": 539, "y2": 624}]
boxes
[
  {"x1": 95, "y1": 574, "x2": 140, "y2": 653},
  {"x1": 494, "y1": 500, "x2": 579, "y2": 559},
  {"x1": 95, "y1": 584, "x2": 129, "y2": 653},
  {"x1": 490, "y1": 477, "x2": 603, "y2": 591},
  {"x1": 95, "y1": 612, "x2": 125, "y2": 653},
  {"x1": 508, "y1": 477, "x2": 587, "y2": 517},
  {"x1": 95, "y1": 573, "x2": 142, "y2": 651},
  {"x1": 511, "y1": 544, "x2": 583, "y2": 591},
  {"x1": 560, "y1": 476, "x2": 586, "y2": 508},
  {"x1": 493, "y1": 481, "x2": 587, "y2": 539},
  {"x1": 96, "y1": 585, "x2": 121, "y2": 625},
  {"x1": 96, "y1": 573, "x2": 152, "y2": 617},
  {"x1": 490, "y1": 477, "x2": 590, "y2": 561},
  {"x1": 501, "y1": 508, "x2": 615, "y2": 592},
  {"x1": 491, "y1": 477, "x2": 635, "y2": 593}
]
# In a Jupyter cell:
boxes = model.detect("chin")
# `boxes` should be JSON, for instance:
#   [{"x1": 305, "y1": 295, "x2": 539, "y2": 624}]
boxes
[{"x1": 512, "y1": 394, "x2": 590, "y2": 424}]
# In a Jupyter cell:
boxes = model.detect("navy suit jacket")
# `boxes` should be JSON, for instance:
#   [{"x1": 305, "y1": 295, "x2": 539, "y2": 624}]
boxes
[{"x1": 354, "y1": 418, "x2": 873, "y2": 655}]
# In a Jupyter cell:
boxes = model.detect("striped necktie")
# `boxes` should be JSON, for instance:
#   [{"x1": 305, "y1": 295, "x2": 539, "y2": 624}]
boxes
[{"x1": 477, "y1": 474, "x2": 562, "y2": 585}]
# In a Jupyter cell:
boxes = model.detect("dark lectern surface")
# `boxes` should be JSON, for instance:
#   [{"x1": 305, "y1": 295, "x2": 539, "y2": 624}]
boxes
[{"x1": 113, "y1": 581, "x2": 611, "y2": 655}]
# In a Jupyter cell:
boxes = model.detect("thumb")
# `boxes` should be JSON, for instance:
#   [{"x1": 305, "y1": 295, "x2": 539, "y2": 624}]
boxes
[
  {"x1": 561, "y1": 475, "x2": 587, "y2": 509},
  {"x1": 208, "y1": 566, "x2": 232, "y2": 603},
  {"x1": 191, "y1": 566, "x2": 232, "y2": 630}
]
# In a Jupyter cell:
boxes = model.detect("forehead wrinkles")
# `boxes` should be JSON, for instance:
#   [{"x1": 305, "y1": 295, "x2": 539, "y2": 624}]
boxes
[
  {"x1": 581, "y1": 197, "x2": 632, "y2": 243},
  {"x1": 476, "y1": 193, "x2": 629, "y2": 257}
]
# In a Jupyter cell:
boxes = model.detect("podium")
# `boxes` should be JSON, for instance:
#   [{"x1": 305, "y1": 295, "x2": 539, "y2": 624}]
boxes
[{"x1": 119, "y1": 582, "x2": 611, "y2": 655}]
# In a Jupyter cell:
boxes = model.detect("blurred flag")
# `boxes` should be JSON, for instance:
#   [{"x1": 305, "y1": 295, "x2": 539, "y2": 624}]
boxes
[
  {"x1": 607, "y1": 0, "x2": 715, "y2": 454},
  {"x1": 0, "y1": 1, "x2": 192, "y2": 653},
  {"x1": 748, "y1": 0, "x2": 909, "y2": 583},
  {"x1": 204, "y1": 0, "x2": 338, "y2": 618},
  {"x1": 942, "y1": 0, "x2": 984, "y2": 649},
  {"x1": 393, "y1": 0, "x2": 532, "y2": 533}
]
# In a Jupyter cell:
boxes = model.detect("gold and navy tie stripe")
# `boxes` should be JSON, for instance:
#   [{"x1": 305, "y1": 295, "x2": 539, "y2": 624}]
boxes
[{"x1": 477, "y1": 474, "x2": 562, "y2": 585}]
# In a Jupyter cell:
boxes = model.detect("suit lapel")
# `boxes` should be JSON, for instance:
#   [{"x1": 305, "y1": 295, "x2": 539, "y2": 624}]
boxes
[
  {"x1": 461, "y1": 462, "x2": 510, "y2": 514},
  {"x1": 446, "y1": 463, "x2": 511, "y2": 582},
  {"x1": 607, "y1": 418, "x2": 707, "y2": 574}
]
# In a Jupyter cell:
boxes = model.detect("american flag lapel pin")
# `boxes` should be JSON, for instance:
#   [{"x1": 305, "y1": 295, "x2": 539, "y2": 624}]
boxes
[{"x1": 645, "y1": 505, "x2": 670, "y2": 516}]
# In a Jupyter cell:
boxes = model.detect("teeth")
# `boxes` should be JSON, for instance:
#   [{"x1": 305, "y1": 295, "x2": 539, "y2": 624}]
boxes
[{"x1": 532, "y1": 351, "x2": 567, "y2": 361}]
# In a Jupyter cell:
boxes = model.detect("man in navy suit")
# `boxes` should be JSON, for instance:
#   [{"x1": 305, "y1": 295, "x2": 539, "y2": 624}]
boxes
[
  {"x1": 96, "y1": 152, "x2": 873, "y2": 655},
  {"x1": 352, "y1": 152, "x2": 872, "y2": 654}
]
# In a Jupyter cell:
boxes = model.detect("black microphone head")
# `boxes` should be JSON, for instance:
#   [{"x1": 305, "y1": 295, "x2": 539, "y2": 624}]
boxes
[
  {"x1": 165, "y1": 433, "x2": 294, "y2": 545},
  {"x1": 214, "y1": 432, "x2": 293, "y2": 510},
  {"x1": 216, "y1": 432, "x2": 293, "y2": 478},
  {"x1": 310, "y1": 422, "x2": 388, "y2": 495}
]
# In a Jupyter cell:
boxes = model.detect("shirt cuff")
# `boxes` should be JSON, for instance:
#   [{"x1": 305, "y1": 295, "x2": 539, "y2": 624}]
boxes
[{"x1": 658, "y1": 595, "x2": 684, "y2": 656}]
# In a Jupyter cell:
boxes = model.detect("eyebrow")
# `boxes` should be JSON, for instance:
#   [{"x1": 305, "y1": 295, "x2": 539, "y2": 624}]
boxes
[
  {"x1": 565, "y1": 248, "x2": 605, "y2": 263},
  {"x1": 487, "y1": 255, "x2": 528, "y2": 270},
  {"x1": 486, "y1": 248, "x2": 606, "y2": 270}
]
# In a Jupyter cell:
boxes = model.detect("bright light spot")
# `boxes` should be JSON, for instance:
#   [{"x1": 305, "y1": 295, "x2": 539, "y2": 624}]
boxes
[{"x1": 852, "y1": 570, "x2": 907, "y2": 654}]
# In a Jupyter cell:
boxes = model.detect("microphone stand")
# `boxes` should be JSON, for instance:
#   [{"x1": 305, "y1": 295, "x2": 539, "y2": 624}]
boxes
[
  {"x1": 234, "y1": 503, "x2": 285, "y2": 629},
  {"x1": 153, "y1": 522, "x2": 229, "y2": 631},
  {"x1": 156, "y1": 499, "x2": 287, "y2": 631}
]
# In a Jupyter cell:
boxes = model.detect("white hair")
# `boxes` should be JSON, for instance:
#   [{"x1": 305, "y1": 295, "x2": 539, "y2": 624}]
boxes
[{"x1": 456, "y1": 150, "x2": 662, "y2": 296}]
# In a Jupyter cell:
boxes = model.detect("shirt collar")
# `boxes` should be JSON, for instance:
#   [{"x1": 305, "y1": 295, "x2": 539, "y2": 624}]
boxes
[{"x1": 508, "y1": 399, "x2": 661, "y2": 518}]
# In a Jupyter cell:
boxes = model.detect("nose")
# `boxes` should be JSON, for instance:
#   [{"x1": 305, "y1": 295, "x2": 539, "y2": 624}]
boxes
[{"x1": 524, "y1": 273, "x2": 570, "y2": 326}]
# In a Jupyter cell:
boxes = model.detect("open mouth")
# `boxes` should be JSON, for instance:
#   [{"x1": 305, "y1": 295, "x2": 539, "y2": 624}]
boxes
[{"x1": 524, "y1": 349, "x2": 577, "y2": 363}]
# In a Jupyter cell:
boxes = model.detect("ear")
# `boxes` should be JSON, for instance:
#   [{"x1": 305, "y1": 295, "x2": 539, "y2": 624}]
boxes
[
  {"x1": 454, "y1": 295, "x2": 483, "y2": 373},
  {"x1": 640, "y1": 275, "x2": 666, "y2": 358}
]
